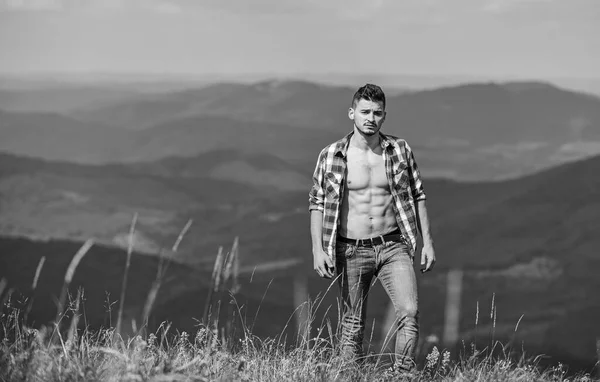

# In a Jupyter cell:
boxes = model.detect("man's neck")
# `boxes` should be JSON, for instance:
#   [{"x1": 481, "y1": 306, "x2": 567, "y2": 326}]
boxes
[{"x1": 351, "y1": 127, "x2": 381, "y2": 152}]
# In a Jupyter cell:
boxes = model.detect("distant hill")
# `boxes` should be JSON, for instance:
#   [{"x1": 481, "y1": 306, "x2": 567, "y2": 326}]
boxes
[
  {"x1": 2, "y1": 149, "x2": 600, "y2": 267},
  {"x1": 0, "y1": 152, "x2": 282, "y2": 257},
  {"x1": 126, "y1": 115, "x2": 341, "y2": 167},
  {"x1": 0, "y1": 87, "x2": 141, "y2": 113},
  {"x1": 72, "y1": 79, "x2": 600, "y2": 146},
  {"x1": 129, "y1": 150, "x2": 309, "y2": 191},
  {"x1": 0, "y1": 236, "x2": 292, "y2": 342},
  {"x1": 0, "y1": 109, "x2": 132, "y2": 163},
  {"x1": 0, "y1": 236, "x2": 204, "y2": 331},
  {"x1": 2, "y1": 79, "x2": 600, "y2": 180},
  {"x1": 71, "y1": 80, "x2": 353, "y2": 131},
  {"x1": 387, "y1": 82, "x2": 600, "y2": 145},
  {"x1": 1, "y1": 153, "x2": 599, "y2": 370}
]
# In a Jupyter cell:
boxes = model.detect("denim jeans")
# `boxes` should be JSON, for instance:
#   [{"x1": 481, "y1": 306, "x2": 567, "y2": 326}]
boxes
[{"x1": 335, "y1": 238, "x2": 419, "y2": 370}]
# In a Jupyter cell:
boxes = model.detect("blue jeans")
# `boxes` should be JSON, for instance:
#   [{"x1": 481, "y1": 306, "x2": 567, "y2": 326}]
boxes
[{"x1": 335, "y1": 238, "x2": 419, "y2": 370}]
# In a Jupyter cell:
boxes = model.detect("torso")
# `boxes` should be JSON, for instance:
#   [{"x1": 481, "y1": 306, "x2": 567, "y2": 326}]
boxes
[{"x1": 338, "y1": 143, "x2": 398, "y2": 239}]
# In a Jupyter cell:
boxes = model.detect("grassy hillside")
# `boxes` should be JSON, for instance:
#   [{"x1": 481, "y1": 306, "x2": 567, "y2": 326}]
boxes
[
  {"x1": 1, "y1": 234, "x2": 598, "y2": 380},
  {"x1": 2, "y1": 308, "x2": 597, "y2": 381},
  {"x1": 1, "y1": 155, "x2": 600, "y2": 371}
]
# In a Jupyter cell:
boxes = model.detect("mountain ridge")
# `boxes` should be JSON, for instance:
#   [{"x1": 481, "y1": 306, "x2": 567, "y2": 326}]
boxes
[{"x1": 3, "y1": 79, "x2": 600, "y2": 181}]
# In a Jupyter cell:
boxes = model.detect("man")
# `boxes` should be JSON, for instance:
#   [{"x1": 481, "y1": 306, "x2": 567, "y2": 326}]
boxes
[{"x1": 308, "y1": 83, "x2": 436, "y2": 371}]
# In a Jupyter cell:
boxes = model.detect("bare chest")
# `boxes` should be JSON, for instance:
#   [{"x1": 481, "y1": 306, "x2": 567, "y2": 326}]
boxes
[{"x1": 345, "y1": 148, "x2": 388, "y2": 190}]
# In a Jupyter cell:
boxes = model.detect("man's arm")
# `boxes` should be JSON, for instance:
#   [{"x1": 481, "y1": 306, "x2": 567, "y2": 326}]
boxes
[
  {"x1": 308, "y1": 150, "x2": 334, "y2": 278},
  {"x1": 416, "y1": 200, "x2": 434, "y2": 247},
  {"x1": 310, "y1": 210, "x2": 324, "y2": 252},
  {"x1": 416, "y1": 198, "x2": 436, "y2": 273},
  {"x1": 405, "y1": 140, "x2": 436, "y2": 272},
  {"x1": 310, "y1": 210, "x2": 334, "y2": 278}
]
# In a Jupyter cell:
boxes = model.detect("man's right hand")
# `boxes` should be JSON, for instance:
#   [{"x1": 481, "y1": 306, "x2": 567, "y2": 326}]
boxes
[{"x1": 313, "y1": 249, "x2": 335, "y2": 279}]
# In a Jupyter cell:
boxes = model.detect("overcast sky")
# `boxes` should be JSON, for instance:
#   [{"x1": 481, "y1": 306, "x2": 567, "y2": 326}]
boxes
[{"x1": 0, "y1": 0, "x2": 598, "y2": 80}]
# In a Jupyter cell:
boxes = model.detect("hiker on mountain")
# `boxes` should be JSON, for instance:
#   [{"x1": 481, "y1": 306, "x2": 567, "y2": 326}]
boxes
[{"x1": 308, "y1": 83, "x2": 436, "y2": 372}]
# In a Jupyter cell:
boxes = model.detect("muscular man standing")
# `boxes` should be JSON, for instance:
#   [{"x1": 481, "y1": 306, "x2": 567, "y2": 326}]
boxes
[{"x1": 308, "y1": 84, "x2": 436, "y2": 371}]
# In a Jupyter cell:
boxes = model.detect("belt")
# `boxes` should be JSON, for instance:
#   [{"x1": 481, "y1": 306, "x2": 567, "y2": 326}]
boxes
[{"x1": 337, "y1": 229, "x2": 404, "y2": 247}]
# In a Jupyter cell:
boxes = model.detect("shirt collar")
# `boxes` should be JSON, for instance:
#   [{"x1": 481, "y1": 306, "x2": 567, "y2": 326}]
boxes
[{"x1": 334, "y1": 130, "x2": 393, "y2": 158}]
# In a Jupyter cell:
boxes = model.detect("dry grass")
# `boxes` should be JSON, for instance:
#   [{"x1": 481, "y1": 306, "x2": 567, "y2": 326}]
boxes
[
  {"x1": 54, "y1": 238, "x2": 94, "y2": 325},
  {"x1": 115, "y1": 213, "x2": 138, "y2": 338},
  {"x1": 142, "y1": 218, "x2": 193, "y2": 332},
  {"x1": 1, "y1": 298, "x2": 597, "y2": 382},
  {"x1": 0, "y1": 224, "x2": 598, "y2": 381}
]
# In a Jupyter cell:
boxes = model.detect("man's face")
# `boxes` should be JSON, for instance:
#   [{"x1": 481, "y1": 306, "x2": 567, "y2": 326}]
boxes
[{"x1": 348, "y1": 98, "x2": 386, "y2": 136}]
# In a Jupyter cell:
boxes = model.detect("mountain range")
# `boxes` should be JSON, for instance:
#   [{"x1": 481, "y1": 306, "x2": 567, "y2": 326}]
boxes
[
  {"x1": 1, "y1": 80, "x2": 600, "y2": 180},
  {"x1": 1, "y1": 78, "x2": 599, "y2": 371}
]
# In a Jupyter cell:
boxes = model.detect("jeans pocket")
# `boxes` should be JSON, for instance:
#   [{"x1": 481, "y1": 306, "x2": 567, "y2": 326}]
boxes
[
  {"x1": 384, "y1": 238, "x2": 407, "y2": 249},
  {"x1": 384, "y1": 240, "x2": 398, "y2": 249},
  {"x1": 336, "y1": 242, "x2": 356, "y2": 259}
]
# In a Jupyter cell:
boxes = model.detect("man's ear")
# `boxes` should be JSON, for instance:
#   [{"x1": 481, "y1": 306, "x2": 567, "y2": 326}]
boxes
[{"x1": 348, "y1": 107, "x2": 354, "y2": 120}]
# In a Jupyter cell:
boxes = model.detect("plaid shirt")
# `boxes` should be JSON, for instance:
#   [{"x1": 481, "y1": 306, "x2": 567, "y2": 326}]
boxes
[{"x1": 308, "y1": 131, "x2": 426, "y2": 259}]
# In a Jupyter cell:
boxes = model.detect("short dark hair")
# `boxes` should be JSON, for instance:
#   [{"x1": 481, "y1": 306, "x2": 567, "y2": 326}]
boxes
[{"x1": 352, "y1": 83, "x2": 386, "y2": 110}]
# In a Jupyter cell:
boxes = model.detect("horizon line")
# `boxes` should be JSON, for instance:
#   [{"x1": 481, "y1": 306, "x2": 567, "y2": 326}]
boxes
[{"x1": 0, "y1": 70, "x2": 599, "y2": 82}]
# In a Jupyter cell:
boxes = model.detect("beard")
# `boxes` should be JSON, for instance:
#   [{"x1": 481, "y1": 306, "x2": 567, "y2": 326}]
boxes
[{"x1": 360, "y1": 124, "x2": 378, "y2": 136}]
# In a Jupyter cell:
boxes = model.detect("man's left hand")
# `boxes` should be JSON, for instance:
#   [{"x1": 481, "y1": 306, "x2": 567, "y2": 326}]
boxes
[{"x1": 420, "y1": 244, "x2": 436, "y2": 273}]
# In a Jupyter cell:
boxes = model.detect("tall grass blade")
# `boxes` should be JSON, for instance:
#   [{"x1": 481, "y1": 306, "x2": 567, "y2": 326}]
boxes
[
  {"x1": 32, "y1": 256, "x2": 46, "y2": 290},
  {"x1": 231, "y1": 236, "x2": 240, "y2": 295},
  {"x1": 223, "y1": 237, "x2": 240, "y2": 340},
  {"x1": 0, "y1": 278, "x2": 7, "y2": 302},
  {"x1": 55, "y1": 239, "x2": 94, "y2": 324},
  {"x1": 172, "y1": 219, "x2": 193, "y2": 253},
  {"x1": 141, "y1": 219, "x2": 193, "y2": 332},
  {"x1": 67, "y1": 287, "x2": 83, "y2": 345},
  {"x1": 115, "y1": 213, "x2": 137, "y2": 339},
  {"x1": 203, "y1": 246, "x2": 224, "y2": 323},
  {"x1": 24, "y1": 256, "x2": 47, "y2": 323},
  {"x1": 141, "y1": 251, "x2": 165, "y2": 331},
  {"x1": 514, "y1": 314, "x2": 524, "y2": 332},
  {"x1": 214, "y1": 246, "x2": 225, "y2": 292},
  {"x1": 367, "y1": 317, "x2": 376, "y2": 356}
]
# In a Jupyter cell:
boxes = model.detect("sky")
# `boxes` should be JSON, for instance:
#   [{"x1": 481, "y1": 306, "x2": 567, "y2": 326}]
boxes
[{"x1": 0, "y1": 0, "x2": 598, "y2": 80}]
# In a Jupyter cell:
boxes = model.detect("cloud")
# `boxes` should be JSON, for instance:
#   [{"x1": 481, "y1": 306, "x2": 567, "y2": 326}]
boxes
[
  {"x1": 149, "y1": 1, "x2": 182, "y2": 14},
  {"x1": 0, "y1": 0, "x2": 444, "y2": 24},
  {"x1": 183, "y1": 0, "x2": 307, "y2": 16},
  {"x1": 324, "y1": 0, "x2": 391, "y2": 21},
  {"x1": 185, "y1": 0, "x2": 447, "y2": 24},
  {"x1": 0, "y1": 0, "x2": 182, "y2": 13},
  {"x1": 322, "y1": 0, "x2": 452, "y2": 24},
  {"x1": 1, "y1": 0, "x2": 63, "y2": 11},
  {"x1": 482, "y1": 0, "x2": 554, "y2": 13}
]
